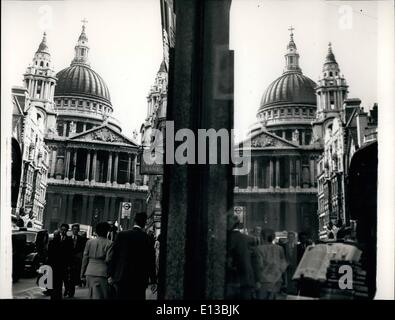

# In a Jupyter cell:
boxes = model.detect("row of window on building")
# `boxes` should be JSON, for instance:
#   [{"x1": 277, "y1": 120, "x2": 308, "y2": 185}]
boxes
[
  {"x1": 55, "y1": 98, "x2": 112, "y2": 114},
  {"x1": 258, "y1": 106, "x2": 316, "y2": 120}
]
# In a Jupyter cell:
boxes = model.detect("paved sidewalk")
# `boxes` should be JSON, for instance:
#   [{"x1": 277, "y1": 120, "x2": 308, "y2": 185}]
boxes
[{"x1": 13, "y1": 277, "x2": 156, "y2": 300}]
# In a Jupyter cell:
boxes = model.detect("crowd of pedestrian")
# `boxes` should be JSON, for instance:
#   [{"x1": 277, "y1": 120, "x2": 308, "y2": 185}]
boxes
[
  {"x1": 45, "y1": 212, "x2": 157, "y2": 300},
  {"x1": 225, "y1": 212, "x2": 313, "y2": 300}
]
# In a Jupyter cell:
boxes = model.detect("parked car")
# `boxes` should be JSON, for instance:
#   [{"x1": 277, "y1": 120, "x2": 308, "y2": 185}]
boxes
[
  {"x1": 12, "y1": 228, "x2": 49, "y2": 275},
  {"x1": 12, "y1": 232, "x2": 27, "y2": 282}
]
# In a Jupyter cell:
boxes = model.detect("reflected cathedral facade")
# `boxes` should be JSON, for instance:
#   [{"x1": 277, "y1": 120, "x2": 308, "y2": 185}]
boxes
[
  {"x1": 235, "y1": 30, "x2": 321, "y2": 239},
  {"x1": 234, "y1": 29, "x2": 377, "y2": 240}
]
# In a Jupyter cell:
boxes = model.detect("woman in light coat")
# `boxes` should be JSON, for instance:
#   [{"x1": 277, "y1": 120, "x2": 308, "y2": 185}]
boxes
[
  {"x1": 252, "y1": 228, "x2": 288, "y2": 300},
  {"x1": 80, "y1": 222, "x2": 113, "y2": 299}
]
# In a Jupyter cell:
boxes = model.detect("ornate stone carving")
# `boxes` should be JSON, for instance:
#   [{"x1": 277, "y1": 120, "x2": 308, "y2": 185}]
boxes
[
  {"x1": 91, "y1": 128, "x2": 123, "y2": 143},
  {"x1": 292, "y1": 129, "x2": 300, "y2": 143},
  {"x1": 69, "y1": 121, "x2": 77, "y2": 134},
  {"x1": 251, "y1": 135, "x2": 276, "y2": 148}
]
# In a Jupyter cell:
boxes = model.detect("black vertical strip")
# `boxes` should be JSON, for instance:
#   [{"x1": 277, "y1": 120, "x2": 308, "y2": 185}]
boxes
[
  {"x1": 184, "y1": 0, "x2": 206, "y2": 300},
  {"x1": 158, "y1": 45, "x2": 175, "y2": 300}
]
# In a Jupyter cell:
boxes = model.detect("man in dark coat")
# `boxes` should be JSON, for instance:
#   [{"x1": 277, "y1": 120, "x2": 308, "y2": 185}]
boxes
[
  {"x1": 108, "y1": 212, "x2": 157, "y2": 300},
  {"x1": 68, "y1": 224, "x2": 87, "y2": 297},
  {"x1": 47, "y1": 224, "x2": 73, "y2": 300},
  {"x1": 225, "y1": 213, "x2": 255, "y2": 300}
]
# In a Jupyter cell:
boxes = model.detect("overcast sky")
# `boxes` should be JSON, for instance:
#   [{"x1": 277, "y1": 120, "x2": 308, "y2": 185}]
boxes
[{"x1": 1, "y1": 0, "x2": 383, "y2": 138}]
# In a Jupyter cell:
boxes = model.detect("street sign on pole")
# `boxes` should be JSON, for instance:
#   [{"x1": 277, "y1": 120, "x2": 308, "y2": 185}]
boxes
[{"x1": 121, "y1": 202, "x2": 132, "y2": 219}]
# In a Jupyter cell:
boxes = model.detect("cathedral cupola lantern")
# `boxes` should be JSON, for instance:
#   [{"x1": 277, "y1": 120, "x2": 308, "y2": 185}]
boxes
[
  {"x1": 71, "y1": 19, "x2": 90, "y2": 67},
  {"x1": 284, "y1": 26, "x2": 301, "y2": 74}
]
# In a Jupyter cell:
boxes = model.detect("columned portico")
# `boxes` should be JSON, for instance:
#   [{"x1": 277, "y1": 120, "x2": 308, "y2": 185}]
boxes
[
  {"x1": 85, "y1": 151, "x2": 91, "y2": 183},
  {"x1": 289, "y1": 157, "x2": 294, "y2": 189},
  {"x1": 91, "y1": 150, "x2": 97, "y2": 184},
  {"x1": 253, "y1": 158, "x2": 258, "y2": 190},
  {"x1": 269, "y1": 159, "x2": 274, "y2": 189},
  {"x1": 64, "y1": 149, "x2": 71, "y2": 181},
  {"x1": 295, "y1": 158, "x2": 301, "y2": 188},
  {"x1": 275, "y1": 158, "x2": 280, "y2": 188},
  {"x1": 126, "y1": 154, "x2": 132, "y2": 187},
  {"x1": 113, "y1": 152, "x2": 119, "y2": 185},
  {"x1": 107, "y1": 152, "x2": 113, "y2": 185}
]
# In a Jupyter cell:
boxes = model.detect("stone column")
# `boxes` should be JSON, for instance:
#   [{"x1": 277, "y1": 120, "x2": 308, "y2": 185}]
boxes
[
  {"x1": 40, "y1": 83, "x2": 45, "y2": 99},
  {"x1": 113, "y1": 153, "x2": 119, "y2": 185},
  {"x1": 103, "y1": 196, "x2": 110, "y2": 222},
  {"x1": 310, "y1": 157, "x2": 315, "y2": 187},
  {"x1": 275, "y1": 158, "x2": 280, "y2": 188},
  {"x1": 83, "y1": 123, "x2": 87, "y2": 132},
  {"x1": 107, "y1": 152, "x2": 113, "y2": 185},
  {"x1": 126, "y1": 154, "x2": 132, "y2": 187},
  {"x1": 91, "y1": 150, "x2": 97, "y2": 184},
  {"x1": 27, "y1": 79, "x2": 32, "y2": 93},
  {"x1": 253, "y1": 158, "x2": 258, "y2": 189},
  {"x1": 289, "y1": 157, "x2": 294, "y2": 189},
  {"x1": 282, "y1": 131, "x2": 286, "y2": 139},
  {"x1": 45, "y1": 83, "x2": 50, "y2": 99},
  {"x1": 50, "y1": 149, "x2": 57, "y2": 178},
  {"x1": 34, "y1": 81, "x2": 38, "y2": 98},
  {"x1": 62, "y1": 122, "x2": 67, "y2": 137},
  {"x1": 269, "y1": 158, "x2": 274, "y2": 188},
  {"x1": 71, "y1": 149, "x2": 77, "y2": 181},
  {"x1": 296, "y1": 158, "x2": 301, "y2": 188},
  {"x1": 85, "y1": 151, "x2": 91, "y2": 183},
  {"x1": 327, "y1": 93, "x2": 331, "y2": 110},
  {"x1": 64, "y1": 149, "x2": 71, "y2": 181},
  {"x1": 301, "y1": 131, "x2": 306, "y2": 145},
  {"x1": 247, "y1": 157, "x2": 253, "y2": 190},
  {"x1": 81, "y1": 195, "x2": 88, "y2": 225}
]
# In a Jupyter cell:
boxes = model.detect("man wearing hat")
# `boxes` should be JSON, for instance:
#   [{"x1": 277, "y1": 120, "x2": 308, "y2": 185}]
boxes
[{"x1": 108, "y1": 212, "x2": 157, "y2": 300}]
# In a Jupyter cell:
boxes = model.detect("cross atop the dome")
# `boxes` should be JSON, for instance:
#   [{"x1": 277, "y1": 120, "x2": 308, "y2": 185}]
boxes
[{"x1": 288, "y1": 25, "x2": 295, "y2": 35}]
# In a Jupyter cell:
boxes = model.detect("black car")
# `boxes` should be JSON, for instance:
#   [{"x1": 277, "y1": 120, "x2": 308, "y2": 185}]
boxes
[
  {"x1": 12, "y1": 228, "x2": 49, "y2": 276},
  {"x1": 12, "y1": 232, "x2": 27, "y2": 282}
]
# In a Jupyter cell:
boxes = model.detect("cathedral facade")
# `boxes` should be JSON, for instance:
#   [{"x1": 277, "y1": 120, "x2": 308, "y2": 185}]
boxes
[
  {"x1": 235, "y1": 30, "x2": 377, "y2": 240},
  {"x1": 43, "y1": 25, "x2": 148, "y2": 232},
  {"x1": 235, "y1": 31, "x2": 321, "y2": 239},
  {"x1": 12, "y1": 25, "x2": 148, "y2": 233}
]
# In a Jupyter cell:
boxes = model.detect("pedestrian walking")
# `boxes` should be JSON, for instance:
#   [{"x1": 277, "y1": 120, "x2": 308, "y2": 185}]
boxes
[
  {"x1": 225, "y1": 213, "x2": 255, "y2": 300},
  {"x1": 108, "y1": 212, "x2": 157, "y2": 300},
  {"x1": 80, "y1": 222, "x2": 113, "y2": 299},
  {"x1": 47, "y1": 224, "x2": 73, "y2": 299},
  {"x1": 283, "y1": 231, "x2": 298, "y2": 295},
  {"x1": 68, "y1": 224, "x2": 87, "y2": 297},
  {"x1": 252, "y1": 228, "x2": 288, "y2": 300}
]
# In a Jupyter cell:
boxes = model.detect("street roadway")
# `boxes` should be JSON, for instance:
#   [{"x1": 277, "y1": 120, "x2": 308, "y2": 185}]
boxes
[{"x1": 12, "y1": 275, "x2": 156, "y2": 299}]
